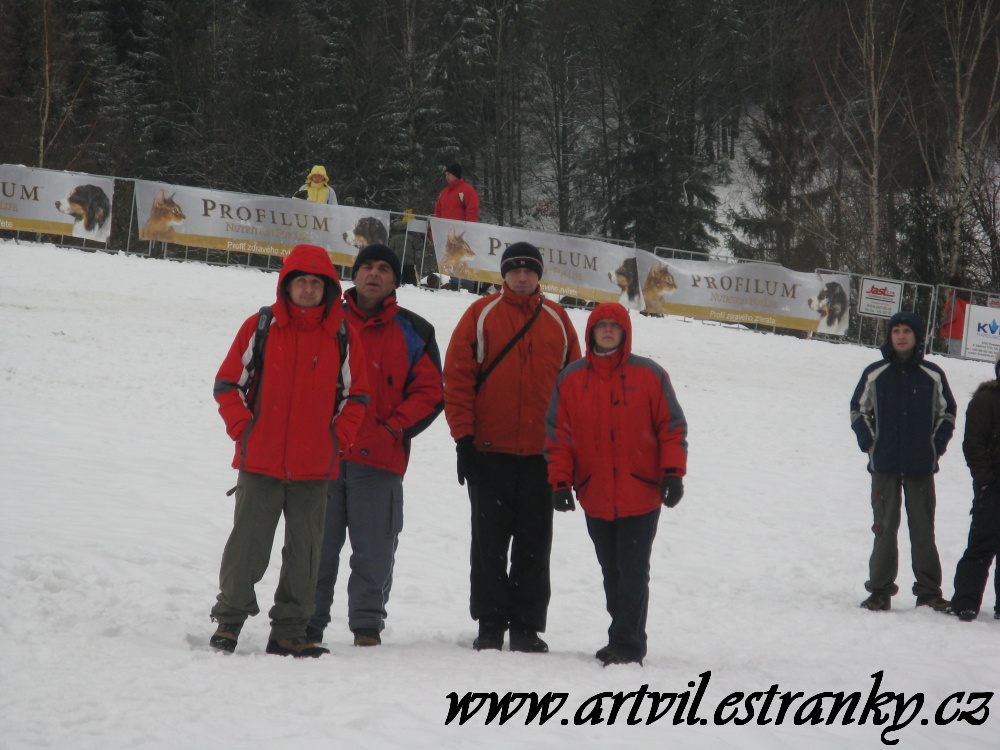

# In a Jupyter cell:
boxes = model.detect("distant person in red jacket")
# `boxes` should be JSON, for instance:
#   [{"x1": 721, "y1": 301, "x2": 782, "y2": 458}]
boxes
[
  {"x1": 545, "y1": 302, "x2": 688, "y2": 667},
  {"x1": 939, "y1": 284, "x2": 971, "y2": 356},
  {"x1": 434, "y1": 163, "x2": 480, "y2": 222},
  {"x1": 209, "y1": 244, "x2": 370, "y2": 658},
  {"x1": 433, "y1": 163, "x2": 480, "y2": 290}
]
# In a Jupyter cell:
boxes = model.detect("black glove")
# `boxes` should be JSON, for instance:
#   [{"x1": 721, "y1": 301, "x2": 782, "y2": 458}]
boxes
[
  {"x1": 456, "y1": 436, "x2": 483, "y2": 486},
  {"x1": 552, "y1": 486, "x2": 576, "y2": 512},
  {"x1": 660, "y1": 473, "x2": 684, "y2": 508}
]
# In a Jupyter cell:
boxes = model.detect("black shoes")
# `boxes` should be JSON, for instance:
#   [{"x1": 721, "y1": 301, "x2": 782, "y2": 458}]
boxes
[
  {"x1": 209, "y1": 620, "x2": 244, "y2": 653},
  {"x1": 915, "y1": 594, "x2": 951, "y2": 612},
  {"x1": 509, "y1": 629, "x2": 548, "y2": 653},
  {"x1": 473, "y1": 624, "x2": 505, "y2": 651},
  {"x1": 598, "y1": 648, "x2": 642, "y2": 667},
  {"x1": 860, "y1": 592, "x2": 891, "y2": 611},
  {"x1": 946, "y1": 605, "x2": 978, "y2": 622},
  {"x1": 353, "y1": 628, "x2": 382, "y2": 647},
  {"x1": 266, "y1": 637, "x2": 330, "y2": 658}
]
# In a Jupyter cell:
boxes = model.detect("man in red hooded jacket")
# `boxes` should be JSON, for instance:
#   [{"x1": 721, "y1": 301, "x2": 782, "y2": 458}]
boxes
[
  {"x1": 546, "y1": 302, "x2": 688, "y2": 666},
  {"x1": 209, "y1": 244, "x2": 370, "y2": 658}
]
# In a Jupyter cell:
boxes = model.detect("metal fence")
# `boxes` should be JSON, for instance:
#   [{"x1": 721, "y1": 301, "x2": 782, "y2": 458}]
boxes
[
  {"x1": 813, "y1": 269, "x2": 936, "y2": 352},
  {"x1": 2, "y1": 179, "x2": 993, "y2": 360}
]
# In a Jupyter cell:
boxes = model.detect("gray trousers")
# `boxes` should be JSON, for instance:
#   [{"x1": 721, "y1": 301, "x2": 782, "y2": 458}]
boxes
[
  {"x1": 211, "y1": 471, "x2": 327, "y2": 640},
  {"x1": 866, "y1": 472, "x2": 943, "y2": 598},
  {"x1": 309, "y1": 461, "x2": 403, "y2": 635}
]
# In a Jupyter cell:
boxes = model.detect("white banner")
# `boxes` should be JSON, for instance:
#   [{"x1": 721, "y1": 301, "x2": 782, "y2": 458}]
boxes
[
  {"x1": 857, "y1": 277, "x2": 903, "y2": 318},
  {"x1": 962, "y1": 305, "x2": 1000, "y2": 363},
  {"x1": 429, "y1": 218, "x2": 642, "y2": 308},
  {"x1": 1, "y1": 164, "x2": 115, "y2": 244},
  {"x1": 133, "y1": 180, "x2": 389, "y2": 265},
  {"x1": 636, "y1": 251, "x2": 852, "y2": 334}
]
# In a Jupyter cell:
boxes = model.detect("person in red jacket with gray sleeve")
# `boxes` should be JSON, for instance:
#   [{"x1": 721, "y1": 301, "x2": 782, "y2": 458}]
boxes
[
  {"x1": 209, "y1": 244, "x2": 370, "y2": 658},
  {"x1": 545, "y1": 302, "x2": 688, "y2": 666}
]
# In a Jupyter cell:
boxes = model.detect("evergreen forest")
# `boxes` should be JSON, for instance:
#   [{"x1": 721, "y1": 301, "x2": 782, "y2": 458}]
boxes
[{"x1": 3, "y1": 0, "x2": 999, "y2": 288}]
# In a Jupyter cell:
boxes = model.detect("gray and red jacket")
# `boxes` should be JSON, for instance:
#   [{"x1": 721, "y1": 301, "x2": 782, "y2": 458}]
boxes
[
  {"x1": 545, "y1": 302, "x2": 688, "y2": 520},
  {"x1": 342, "y1": 288, "x2": 443, "y2": 476}
]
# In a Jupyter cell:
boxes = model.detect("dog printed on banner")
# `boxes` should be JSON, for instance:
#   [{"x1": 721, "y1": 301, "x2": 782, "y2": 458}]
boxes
[
  {"x1": 608, "y1": 257, "x2": 645, "y2": 310},
  {"x1": 55, "y1": 185, "x2": 112, "y2": 243},
  {"x1": 808, "y1": 272, "x2": 850, "y2": 335},
  {"x1": 342, "y1": 217, "x2": 388, "y2": 249}
]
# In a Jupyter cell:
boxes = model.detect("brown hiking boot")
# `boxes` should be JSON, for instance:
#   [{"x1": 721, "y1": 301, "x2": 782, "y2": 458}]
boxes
[
  {"x1": 209, "y1": 620, "x2": 244, "y2": 653},
  {"x1": 352, "y1": 628, "x2": 381, "y2": 647},
  {"x1": 266, "y1": 637, "x2": 330, "y2": 658},
  {"x1": 860, "y1": 592, "x2": 891, "y2": 611},
  {"x1": 915, "y1": 594, "x2": 950, "y2": 612}
]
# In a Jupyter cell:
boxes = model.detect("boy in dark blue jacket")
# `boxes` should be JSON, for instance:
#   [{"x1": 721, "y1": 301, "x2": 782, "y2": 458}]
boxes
[{"x1": 850, "y1": 311, "x2": 956, "y2": 612}]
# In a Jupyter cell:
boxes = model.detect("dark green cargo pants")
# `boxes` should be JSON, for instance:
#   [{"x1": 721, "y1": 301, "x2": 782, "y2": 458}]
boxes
[
  {"x1": 210, "y1": 471, "x2": 327, "y2": 640},
  {"x1": 866, "y1": 472, "x2": 943, "y2": 598}
]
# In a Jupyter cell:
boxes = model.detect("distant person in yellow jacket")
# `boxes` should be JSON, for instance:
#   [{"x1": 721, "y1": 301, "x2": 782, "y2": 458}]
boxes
[{"x1": 294, "y1": 165, "x2": 338, "y2": 205}]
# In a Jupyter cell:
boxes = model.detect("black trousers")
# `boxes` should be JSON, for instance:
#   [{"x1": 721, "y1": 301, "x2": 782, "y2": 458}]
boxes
[
  {"x1": 468, "y1": 452, "x2": 553, "y2": 633},
  {"x1": 952, "y1": 484, "x2": 1000, "y2": 615},
  {"x1": 586, "y1": 508, "x2": 661, "y2": 662}
]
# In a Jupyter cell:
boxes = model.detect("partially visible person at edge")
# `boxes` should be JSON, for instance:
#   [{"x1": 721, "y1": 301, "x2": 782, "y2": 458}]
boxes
[
  {"x1": 947, "y1": 352, "x2": 1000, "y2": 622},
  {"x1": 850, "y1": 311, "x2": 956, "y2": 613},
  {"x1": 432, "y1": 163, "x2": 479, "y2": 291},
  {"x1": 209, "y1": 244, "x2": 369, "y2": 658},
  {"x1": 443, "y1": 242, "x2": 581, "y2": 653},
  {"x1": 307, "y1": 244, "x2": 444, "y2": 648},
  {"x1": 294, "y1": 165, "x2": 338, "y2": 205},
  {"x1": 545, "y1": 303, "x2": 688, "y2": 667},
  {"x1": 939, "y1": 283, "x2": 971, "y2": 356},
  {"x1": 389, "y1": 209, "x2": 435, "y2": 286}
]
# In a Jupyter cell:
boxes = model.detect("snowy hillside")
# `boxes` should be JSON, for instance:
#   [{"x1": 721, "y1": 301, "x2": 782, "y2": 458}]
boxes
[{"x1": 1, "y1": 241, "x2": 996, "y2": 749}]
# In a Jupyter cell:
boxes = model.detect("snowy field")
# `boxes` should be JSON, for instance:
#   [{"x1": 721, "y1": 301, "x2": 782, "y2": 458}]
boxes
[{"x1": 1, "y1": 240, "x2": 996, "y2": 749}]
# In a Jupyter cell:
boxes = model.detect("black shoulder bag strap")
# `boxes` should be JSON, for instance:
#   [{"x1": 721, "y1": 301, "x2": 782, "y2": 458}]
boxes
[
  {"x1": 474, "y1": 299, "x2": 544, "y2": 394},
  {"x1": 246, "y1": 306, "x2": 273, "y2": 408}
]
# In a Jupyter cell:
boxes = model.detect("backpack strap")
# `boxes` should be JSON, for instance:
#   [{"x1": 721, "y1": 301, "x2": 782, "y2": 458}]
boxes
[{"x1": 246, "y1": 306, "x2": 273, "y2": 409}]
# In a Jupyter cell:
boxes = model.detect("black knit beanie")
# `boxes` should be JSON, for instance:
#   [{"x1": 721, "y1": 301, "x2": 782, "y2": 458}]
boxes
[
  {"x1": 446, "y1": 163, "x2": 463, "y2": 180},
  {"x1": 352, "y1": 243, "x2": 401, "y2": 284},
  {"x1": 500, "y1": 242, "x2": 544, "y2": 279}
]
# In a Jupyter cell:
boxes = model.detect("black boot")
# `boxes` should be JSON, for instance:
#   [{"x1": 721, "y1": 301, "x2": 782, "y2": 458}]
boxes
[
  {"x1": 209, "y1": 620, "x2": 244, "y2": 654},
  {"x1": 266, "y1": 636, "x2": 330, "y2": 658},
  {"x1": 473, "y1": 622, "x2": 505, "y2": 651},
  {"x1": 509, "y1": 627, "x2": 548, "y2": 653}
]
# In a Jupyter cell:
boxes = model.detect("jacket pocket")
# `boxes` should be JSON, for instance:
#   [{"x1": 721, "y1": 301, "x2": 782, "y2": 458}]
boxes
[{"x1": 631, "y1": 473, "x2": 658, "y2": 487}]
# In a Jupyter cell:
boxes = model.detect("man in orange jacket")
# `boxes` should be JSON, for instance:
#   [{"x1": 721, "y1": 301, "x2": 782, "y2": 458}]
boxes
[
  {"x1": 209, "y1": 244, "x2": 370, "y2": 657},
  {"x1": 444, "y1": 242, "x2": 581, "y2": 653}
]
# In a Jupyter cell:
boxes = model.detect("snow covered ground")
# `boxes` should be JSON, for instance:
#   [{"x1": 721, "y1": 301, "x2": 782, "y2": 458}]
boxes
[{"x1": 1, "y1": 240, "x2": 996, "y2": 749}]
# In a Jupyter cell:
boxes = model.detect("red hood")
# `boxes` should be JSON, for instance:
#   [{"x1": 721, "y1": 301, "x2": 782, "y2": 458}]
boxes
[
  {"x1": 277, "y1": 244, "x2": 342, "y2": 316},
  {"x1": 585, "y1": 302, "x2": 632, "y2": 364}
]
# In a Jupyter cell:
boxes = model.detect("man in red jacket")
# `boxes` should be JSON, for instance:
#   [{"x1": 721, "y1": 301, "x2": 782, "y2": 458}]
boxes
[
  {"x1": 546, "y1": 302, "x2": 688, "y2": 666},
  {"x1": 209, "y1": 244, "x2": 370, "y2": 658},
  {"x1": 444, "y1": 242, "x2": 581, "y2": 653},
  {"x1": 433, "y1": 163, "x2": 480, "y2": 223},
  {"x1": 433, "y1": 163, "x2": 480, "y2": 290},
  {"x1": 307, "y1": 244, "x2": 444, "y2": 647}
]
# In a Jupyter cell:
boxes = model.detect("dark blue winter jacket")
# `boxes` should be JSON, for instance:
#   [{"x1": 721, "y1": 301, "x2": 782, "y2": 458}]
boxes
[{"x1": 850, "y1": 311, "x2": 957, "y2": 475}]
